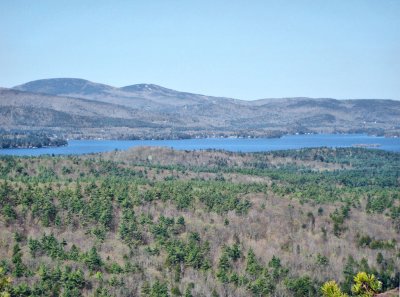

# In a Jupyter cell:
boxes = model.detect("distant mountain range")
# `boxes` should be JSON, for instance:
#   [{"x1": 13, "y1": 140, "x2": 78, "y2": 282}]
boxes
[{"x1": 0, "y1": 78, "x2": 399, "y2": 139}]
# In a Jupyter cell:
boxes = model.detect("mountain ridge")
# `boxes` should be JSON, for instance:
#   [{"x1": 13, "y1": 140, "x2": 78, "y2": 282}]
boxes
[
  {"x1": 2, "y1": 78, "x2": 400, "y2": 139},
  {"x1": 12, "y1": 78, "x2": 399, "y2": 102}
]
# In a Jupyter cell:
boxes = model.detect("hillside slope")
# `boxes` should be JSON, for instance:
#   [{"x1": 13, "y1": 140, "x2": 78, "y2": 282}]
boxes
[{"x1": 0, "y1": 147, "x2": 398, "y2": 296}]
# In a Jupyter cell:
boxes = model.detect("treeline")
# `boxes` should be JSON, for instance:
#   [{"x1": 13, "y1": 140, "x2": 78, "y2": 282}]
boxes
[{"x1": 0, "y1": 133, "x2": 67, "y2": 149}]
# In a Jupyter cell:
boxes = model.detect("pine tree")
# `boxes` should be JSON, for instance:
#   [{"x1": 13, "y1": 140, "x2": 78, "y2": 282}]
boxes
[
  {"x1": 12, "y1": 244, "x2": 25, "y2": 278},
  {"x1": 246, "y1": 249, "x2": 262, "y2": 277},
  {"x1": 84, "y1": 247, "x2": 102, "y2": 271},
  {"x1": 216, "y1": 251, "x2": 230, "y2": 283},
  {"x1": 351, "y1": 272, "x2": 382, "y2": 297}
]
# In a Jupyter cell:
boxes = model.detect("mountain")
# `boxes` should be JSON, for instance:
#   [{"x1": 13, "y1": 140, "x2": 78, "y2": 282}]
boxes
[
  {"x1": 1, "y1": 78, "x2": 400, "y2": 139},
  {"x1": 13, "y1": 78, "x2": 114, "y2": 96},
  {"x1": 13, "y1": 79, "x2": 236, "y2": 109}
]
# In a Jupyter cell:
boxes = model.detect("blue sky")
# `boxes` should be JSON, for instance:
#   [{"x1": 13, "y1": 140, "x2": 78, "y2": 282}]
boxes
[{"x1": 1, "y1": 0, "x2": 399, "y2": 100}]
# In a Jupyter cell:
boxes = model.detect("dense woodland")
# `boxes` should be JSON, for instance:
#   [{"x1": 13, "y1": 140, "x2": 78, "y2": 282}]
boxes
[{"x1": 0, "y1": 147, "x2": 399, "y2": 296}]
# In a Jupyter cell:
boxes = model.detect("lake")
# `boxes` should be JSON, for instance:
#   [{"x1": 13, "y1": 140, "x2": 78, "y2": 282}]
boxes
[{"x1": 0, "y1": 134, "x2": 399, "y2": 156}]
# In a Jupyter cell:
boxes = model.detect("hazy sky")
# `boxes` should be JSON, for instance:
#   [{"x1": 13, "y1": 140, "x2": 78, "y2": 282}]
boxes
[{"x1": 1, "y1": 1, "x2": 399, "y2": 100}]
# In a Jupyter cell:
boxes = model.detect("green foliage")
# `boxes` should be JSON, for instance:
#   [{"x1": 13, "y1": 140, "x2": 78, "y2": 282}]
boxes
[
  {"x1": 60, "y1": 266, "x2": 86, "y2": 294},
  {"x1": 321, "y1": 280, "x2": 348, "y2": 297},
  {"x1": 285, "y1": 276, "x2": 317, "y2": 297},
  {"x1": 164, "y1": 234, "x2": 210, "y2": 271},
  {"x1": 31, "y1": 190, "x2": 58, "y2": 226},
  {"x1": 316, "y1": 253, "x2": 330, "y2": 267},
  {"x1": 69, "y1": 244, "x2": 81, "y2": 261},
  {"x1": 366, "y1": 192, "x2": 395, "y2": 213},
  {"x1": 119, "y1": 208, "x2": 142, "y2": 246},
  {"x1": 0, "y1": 267, "x2": 12, "y2": 297},
  {"x1": 323, "y1": 271, "x2": 384, "y2": 297},
  {"x1": 183, "y1": 286, "x2": 193, "y2": 297},
  {"x1": 12, "y1": 244, "x2": 26, "y2": 278},
  {"x1": 216, "y1": 251, "x2": 230, "y2": 283},
  {"x1": 215, "y1": 246, "x2": 286, "y2": 296},
  {"x1": 1, "y1": 204, "x2": 16, "y2": 222},
  {"x1": 177, "y1": 216, "x2": 185, "y2": 226},
  {"x1": 93, "y1": 287, "x2": 113, "y2": 297},
  {"x1": 356, "y1": 234, "x2": 396, "y2": 250},
  {"x1": 8, "y1": 265, "x2": 85, "y2": 296},
  {"x1": 83, "y1": 247, "x2": 103, "y2": 271},
  {"x1": 342, "y1": 256, "x2": 357, "y2": 294},
  {"x1": 330, "y1": 206, "x2": 350, "y2": 237},
  {"x1": 247, "y1": 276, "x2": 274, "y2": 296},
  {"x1": 268, "y1": 256, "x2": 288, "y2": 281},
  {"x1": 170, "y1": 286, "x2": 181, "y2": 296},
  {"x1": 246, "y1": 249, "x2": 262, "y2": 276},
  {"x1": 376, "y1": 253, "x2": 384, "y2": 265},
  {"x1": 390, "y1": 205, "x2": 400, "y2": 232},
  {"x1": 141, "y1": 280, "x2": 169, "y2": 297},
  {"x1": 351, "y1": 272, "x2": 382, "y2": 297},
  {"x1": 40, "y1": 234, "x2": 66, "y2": 259},
  {"x1": 225, "y1": 243, "x2": 241, "y2": 261},
  {"x1": 341, "y1": 255, "x2": 399, "y2": 293}
]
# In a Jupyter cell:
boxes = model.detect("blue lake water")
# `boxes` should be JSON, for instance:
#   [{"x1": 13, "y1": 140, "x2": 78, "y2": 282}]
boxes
[{"x1": 1, "y1": 134, "x2": 399, "y2": 156}]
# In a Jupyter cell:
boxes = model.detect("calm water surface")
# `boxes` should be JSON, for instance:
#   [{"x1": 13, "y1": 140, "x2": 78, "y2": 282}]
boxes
[{"x1": 1, "y1": 134, "x2": 399, "y2": 156}]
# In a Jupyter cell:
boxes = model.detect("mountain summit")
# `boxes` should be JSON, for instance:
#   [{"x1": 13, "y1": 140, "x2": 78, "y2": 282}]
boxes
[
  {"x1": 13, "y1": 78, "x2": 115, "y2": 96},
  {"x1": 121, "y1": 83, "x2": 174, "y2": 93}
]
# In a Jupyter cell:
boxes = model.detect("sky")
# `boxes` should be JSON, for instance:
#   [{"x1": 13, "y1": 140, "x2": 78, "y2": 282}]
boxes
[{"x1": 0, "y1": 0, "x2": 399, "y2": 100}]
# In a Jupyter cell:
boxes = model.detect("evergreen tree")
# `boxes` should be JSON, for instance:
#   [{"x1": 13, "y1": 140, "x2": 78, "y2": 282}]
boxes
[
  {"x1": 12, "y1": 244, "x2": 25, "y2": 278},
  {"x1": 246, "y1": 249, "x2": 262, "y2": 277},
  {"x1": 84, "y1": 247, "x2": 102, "y2": 271}
]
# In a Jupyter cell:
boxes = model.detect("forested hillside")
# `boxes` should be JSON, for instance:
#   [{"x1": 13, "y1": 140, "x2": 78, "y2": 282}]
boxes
[{"x1": 0, "y1": 147, "x2": 399, "y2": 296}]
